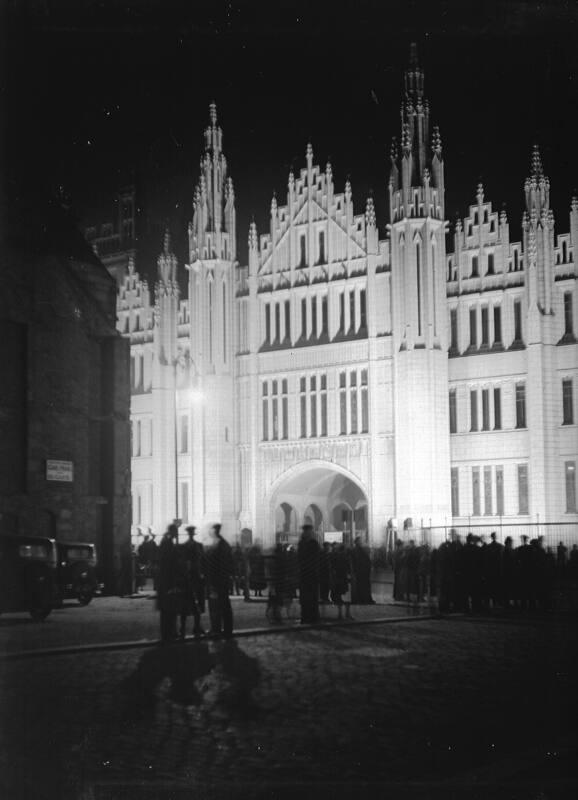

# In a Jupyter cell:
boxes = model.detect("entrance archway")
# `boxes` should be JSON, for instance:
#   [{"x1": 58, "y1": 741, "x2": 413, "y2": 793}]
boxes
[{"x1": 268, "y1": 461, "x2": 369, "y2": 546}]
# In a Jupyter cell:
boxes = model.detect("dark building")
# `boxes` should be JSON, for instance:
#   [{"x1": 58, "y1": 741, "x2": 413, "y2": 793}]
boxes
[{"x1": 0, "y1": 192, "x2": 132, "y2": 593}]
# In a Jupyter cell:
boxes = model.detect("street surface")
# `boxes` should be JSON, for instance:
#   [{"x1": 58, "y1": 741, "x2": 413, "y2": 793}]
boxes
[{"x1": 0, "y1": 595, "x2": 576, "y2": 800}]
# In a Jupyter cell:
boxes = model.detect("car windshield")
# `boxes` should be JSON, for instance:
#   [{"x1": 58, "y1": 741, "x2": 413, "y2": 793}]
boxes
[
  {"x1": 18, "y1": 544, "x2": 50, "y2": 560},
  {"x1": 64, "y1": 547, "x2": 93, "y2": 561}
]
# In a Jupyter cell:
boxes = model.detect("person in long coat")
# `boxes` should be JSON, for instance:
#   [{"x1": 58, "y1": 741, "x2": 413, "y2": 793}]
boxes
[
  {"x1": 178, "y1": 526, "x2": 206, "y2": 639},
  {"x1": 156, "y1": 525, "x2": 180, "y2": 642},
  {"x1": 297, "y1": 524, "x2": 320, "y2": 624},
  {"x1": 350, "y1": 536, "x2": 374, "y2": 604},
  {"x1": 204, "y1": 524, "x2": 235, "y2": 638}
]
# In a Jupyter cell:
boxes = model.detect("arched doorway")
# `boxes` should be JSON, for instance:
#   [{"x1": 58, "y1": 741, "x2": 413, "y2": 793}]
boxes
[{"x1": 268, "y1": 462, "x2": 369, "y2": 547}]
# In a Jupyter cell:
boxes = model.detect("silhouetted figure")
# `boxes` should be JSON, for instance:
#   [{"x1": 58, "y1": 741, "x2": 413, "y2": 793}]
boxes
[
  {"x1": 330, "y1": 544, "x2": 352, "y2": 619},
  {"x1": 417, "y1": 544, "x2": 431, "y2": 602},
  {"x1": 267, "y1": 543, "x2": 288, "y2": 623},
  {"x1": 297, "y1": 524, "x2": 320, "y2": 624},
  {"x1": 248, "y1": 543, "x2": 266, "y2": 597},
  {"x1": 392, "y1": 540, "x2": 405, "y2": 601},
  {"x1": 516, "y1": 535, "x2": 533, "y2": 609},
  {"x1": 502, "y1": 536, "x2": 516, "y2": 608},
  {"x1": 285, "y1": 544, "x2": 299, "y2": 599},
  {"x1": 178, "y1": 526, "x2": 205, "y2": 639},
  {"x1": 350, "y1": 536, "x2": 374, "y2": 604},
  {"x1": 232, "y1": 544, "x2": 247, "y2": 597},
  {"x1": 156, "y1": 525, "x2": 180, "y2": 642},
  {"x1": 319, "y1": 542, "x2": 331, "y2": 603},
  {"x1": 483, "y1": 531, "x2": 504, "y2": 609},
  {"x1": 205, "y1": 524, "x2": 235, "y2": 638}
]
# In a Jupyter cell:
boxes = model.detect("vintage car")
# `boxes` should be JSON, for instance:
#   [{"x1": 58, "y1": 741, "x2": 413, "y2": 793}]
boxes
[
  {"x1": 0, "y1": 533, "x2": 58, "y2": 620},
  {"x1": 56, "y1": 541, "x2": 100, "y2": 605}
]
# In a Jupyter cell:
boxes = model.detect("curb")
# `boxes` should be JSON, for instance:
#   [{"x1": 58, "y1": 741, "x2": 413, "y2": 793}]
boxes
[{"x1": 1, "y1": 613, "x2": 442, "y2": 662}]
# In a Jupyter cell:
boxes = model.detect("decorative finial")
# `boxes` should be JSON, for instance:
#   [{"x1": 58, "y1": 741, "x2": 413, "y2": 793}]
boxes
[
  {"x1": 226, "y1": 176, "x2": 234, "y2": 199},
  {"x1": 248, "y1": 220, "x2": 258, "y2": 250},
  {"x1": 270, "y1": 193, "x2": 277, "y2": 214},
  {"x1": 431, "y1": 125, "x2": 442, "y2": 155},
  {"x1": 326, "y1": 160, "x2": 332, "y2": 177},
  {"x1": 128, "y1": 255, "x2": 135, "y2": 274},
  {"x1": 209, "y1": 102, "x2": 217, "y2": 126},
  {"x1": 288, "y1": 170, "x2": 295, "y2": 189},
  {"x1": 500, "y1": 206, "x2": 508, "y2": 225},
  {"x1": 455, "y1": 217, "x2": 463, "y2": 234},
  {"x1": 365, "y1": 196, "x2": 376, "y2": 226},
  {"x1": 571, "y1": 196, "x2": 578, "y2": 213},
  {"x1": 476, "y1": 183, "x2": 484, "y2": 203},
  {"x1": 163, "y1": 226, "x2": 171, "y2": 255},
  {"x1": 401, "y1": 122, "x2": 412, "y2": 152},
  {"x1": 306, "y1": 142, "x2": 313, "y2": 163},
  {"x1": 531, "y1": 143, "x2": 543, "y2": 179},
  {"x1": 390, "y1": 136, "x2": 398, "y2": 161},
  {"x1": 345, "y1": 179, "x2": 352, "y2": 200}
]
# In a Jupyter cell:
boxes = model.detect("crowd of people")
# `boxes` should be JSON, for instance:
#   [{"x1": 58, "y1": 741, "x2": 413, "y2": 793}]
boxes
[{"x1": 391, "y1": 532, "x2": 578, "y2": 613}]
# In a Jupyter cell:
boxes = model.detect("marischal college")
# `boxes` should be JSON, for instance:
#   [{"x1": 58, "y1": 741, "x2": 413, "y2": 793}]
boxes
[{"x1": 88, "y1": 47, "x2": 578, "y2": 548}]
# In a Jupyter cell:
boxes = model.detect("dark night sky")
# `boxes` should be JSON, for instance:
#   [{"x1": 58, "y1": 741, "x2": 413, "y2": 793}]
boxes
[{"x1": 3, "y1": 0, "x2": 578, "y2": 279}]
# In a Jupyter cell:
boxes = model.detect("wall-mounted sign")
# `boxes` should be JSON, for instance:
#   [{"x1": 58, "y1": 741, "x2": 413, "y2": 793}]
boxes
[
  {"x1": 323, "y1": 531, "x2": 343, "y2": 544},
  {"x1": 46, "y1": 460, "x2": 74, "y2": 483}
]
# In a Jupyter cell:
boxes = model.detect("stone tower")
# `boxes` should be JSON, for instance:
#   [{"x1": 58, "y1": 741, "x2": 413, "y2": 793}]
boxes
[
  {"x1": 186, "y1": 104, "x2": 237, "y2": 530},
  {"x1": 388, "y1": 44, "x2": 451, "y2": 526}
]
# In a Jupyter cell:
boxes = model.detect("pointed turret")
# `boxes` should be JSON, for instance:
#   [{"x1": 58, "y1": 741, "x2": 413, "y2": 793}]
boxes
[
  {"x1": 524, "y1": 144, "x2": 550, "y2": 217},
  {"x1": 157, "y1": 226, "x2": 177, "y2": 287},
  {"x1": 522, "y1": 145, "x2": 555, "y2": 314},
  {"x1": 248, "y1": 220, "x2": 259, "y2": 276}
]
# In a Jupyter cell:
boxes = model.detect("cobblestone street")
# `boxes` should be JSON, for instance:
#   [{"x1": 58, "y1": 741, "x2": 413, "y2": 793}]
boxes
[{"x1": 1, "y1": 604, "x2": 577, "y2": 800}]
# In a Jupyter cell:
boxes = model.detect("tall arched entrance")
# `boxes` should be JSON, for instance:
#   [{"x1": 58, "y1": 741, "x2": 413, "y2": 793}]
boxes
[{"x1": 269, "y1": 462, "x2": 368, "y2": 546}]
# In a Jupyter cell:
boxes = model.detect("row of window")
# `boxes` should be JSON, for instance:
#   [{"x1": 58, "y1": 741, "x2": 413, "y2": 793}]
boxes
[
  {"x1": 447, "y1": 246, "x2": 524, "y2": 281},
  {"x1": 262, "y1": 370, "x2": 369, "y2": 441},
  {"x1": 263, "y1": 288, "x2": 367, "y2": 346},
  {"x1": 450, "y1": 461, "x2": 577, "y2": 517}
]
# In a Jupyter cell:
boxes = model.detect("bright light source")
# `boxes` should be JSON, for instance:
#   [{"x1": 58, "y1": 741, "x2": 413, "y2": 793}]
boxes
[{"x1": 188, "y1": 388, "x2": 204, "y2": 405}]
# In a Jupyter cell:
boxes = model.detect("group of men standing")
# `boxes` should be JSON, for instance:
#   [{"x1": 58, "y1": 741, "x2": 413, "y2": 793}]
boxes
[{"x1": 156, "y1": 523, "x2": 234, "y2": 642}]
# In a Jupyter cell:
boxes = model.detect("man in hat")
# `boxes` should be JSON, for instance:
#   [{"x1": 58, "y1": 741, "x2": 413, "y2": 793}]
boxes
[
  {"x1": 204, "y1": 524, "x2": 235, "y2": 638},
  {"x1": 178, "y1": 526, "x2": 206, "y2": 639}
]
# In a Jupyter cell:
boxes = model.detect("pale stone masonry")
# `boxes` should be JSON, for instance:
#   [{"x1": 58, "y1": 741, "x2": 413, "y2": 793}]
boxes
[{"x1": 92, "y1": 47, "x2": 578, "y2": 546}]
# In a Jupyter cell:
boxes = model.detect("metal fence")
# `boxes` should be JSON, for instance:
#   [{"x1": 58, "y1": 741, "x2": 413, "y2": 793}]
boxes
[{"x1": 392, "y1": 522, "x2": 578, "y2": 552}]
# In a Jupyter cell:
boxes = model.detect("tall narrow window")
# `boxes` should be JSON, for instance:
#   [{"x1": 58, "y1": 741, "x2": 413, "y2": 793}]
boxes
[
  {"x1": 472, "y1": 467, "x2": 481, "y2": 516},
  {"x1": 516, "y1": 383, "x2": 526, "y2": 428},
  {"x1": 284, "y1": 300, "x2": 291, "y2": 342},
  {"x1": 450, "y1": 308, "x2": 458, "y2": 352},
  {"x1": 360, "y1": 289, "x2": 367, "y2": 330},
  {"x1": 135, "y1": 420, "x2": 141, "y2": 457},
  {"x1": 272, "y1": 380, "x2": 279, "y2": 440},
  {"x1": 470, "y1": 390, "x2": 478, "y2": 432},
  {"x1": 563, "y1": 379, "x2": 574, "y2": 424},
  {"x1": 299, "y1": 234, "x2": 306, "y2": 267},
  {"x1": 310, "y1": 376, "x2": 317, "y2": 438},
  {"x1": 340, "y1": 371, "x2": 347, "y2": 435},
  {"x1": 320, "y1": 375, "x2": 327, "y2": 437},
  {"x1": 301, "y1": 298, "x2": 307, "y2": 339},
  {"x1": 349, "y1": 290, "x2": 355, "y2": 333},
  {"x1": 361, "y1": 369, "x2": 368, "y2": 433},
  {"x1": 481, "y1": 307, "x2": 489, "y2": 347},
  {"x1": 180, "y1": 482, "x2": 189, "y2": 523},
  {"x1": 494, "y1": 387, "x2": 502, "y2": 430},
  {"x1": 514, "y1": 249, "x2": 519, "y2": 270},
  {"x1": 482, "y1": 389, "x2": 490, "y2": 431},
  {"x1": 451, "y1": 467, "x2": 460, "y2": 516},
  {"x1": 180, "y1": 414, "x2": 189, "y2": 453},
  {"x1": 311, "y1": 296, "x2": 318, "y2": 339},
  {"x1": 321, "y1": 295, "x2": 328, "y2": 336},
  {"x1": 318, "y1": 230, "x2": 325, "y2": 264},
  {"x1": 130, "y1": 355, "x2": 135, "y2": 388},
  {"x1": 208, "y1": 283, "x2": 213, "y2": 362},
  {"x1": 275, "y1": 303, "x2": 281, "y2": 343},
  {"x1": 496, "y1": 466, "x2": 504, "y2": 516},
  {"x1": 416, "y1": 242, "x2": 422, "y2": 336},
  {"x1": 566, "y1": 461, "x2": 577, "y2": 512},
  {"x1": 223, "y1": 283, "x2": 227, "y2": 362},
  {"x1": 265, "y1": 303, "x2": 271, "y2": 344},
  {"x1": 564, "y1": 292, "x2": 574, "y2": 337},
  {"x1": 487, "y1": 253, "x2": 495, "y2": 275},
  {"x1": 493, "y1": 305, "x2": 502, "y2": 345},
  {"x1": 282, "y1": 379, "x2": 288, "y2": 439},
  {"x1": 262, "y1": 383, "x2": 269, "y2": 441},
  {"x1": 449, "y1": 389, "x2": 457, "y2": 433},
  {"x1": 300, "y1": 377, "x2": 307, "y2": 438},
  {"x1": 339, "y1": 292, "x2": 345, "y2": 333},
  {"x1": 469, "y1": 307, "x2": 477, "y2": 348},
  {"x1": 350, "y1": 371, "x2": 358, "y2": 434},
  {"x1": 514, "y1": 299, "x2": 522, "y2": 342},
  {"x1": 471, "y1": 255, "x2": 479, "y2": 277},
  {"x1": 484, "y1": 466, "x2": 492, "y2": 515},
  {"x1": 518, "y1": 464, "x2": 529, "y2": 514}
]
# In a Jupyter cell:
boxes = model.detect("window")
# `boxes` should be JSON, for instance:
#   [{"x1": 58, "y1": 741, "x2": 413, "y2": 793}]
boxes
[
  {"x1": 515, "y1": 383, "x2": 526, "y2": 428},
  {"x1": 299, "y1": 234, "x2": 307, "y2": 267},
  {"x1": 180, "y1": 414, "x2": 189, "y2": 453},
  {"x1": 564, "y1": 292, "x2": 574, "y2": 337},
  {"x1": 449, "y1": 389, "x2": 457, "y2": 433},
  {"x1": 300, "y1": 377, "x2": 307, "y2": 438},
  {"x1": 350, "y1": 371, "x2": 358, "y2": 433},
  {"x1": 311, "y1": 296, "x2": 318, "y2": 339},
  {"x1": 487, "y1": 253, "x2": 495, "y2": 275},
  {"x1": 472, "y1": 467, "x2": 481, "y2": 515},
  {"x1": 563, "y1": 379, "x2": 574, "y2": 425},
  {"x1": 321, "y1": 295, "x2": 328, "y2": 335},
  {"x1": 301, "y1": 298, "x2": 307, "y2": 339},
  {"x1": 275, "y1": 303, "x2": 281, "y2": 343},
  {"x1": 493, "y1": 305, "x2": 502, "y2": 345},
  {"x1": 496, "y1": 466, "x2": 504, "y2": 516},
  {"x1": 481, "y1": 307, "x2": 489, "y2": 347},
  {"x1": 471, "y1": 255, "x2": 479, "y2": 277},
  {"x1": 310, "y1": 376, "x2": 317, "y2": 437},
  {"x1": 339, "y1": 371, "x2": 347, "y2": 435},
  {"x1": 494, "y1": 387, "x2": 502, "y2": 430},
  {"x1": 450, "y1": 308, "x2": 458, "y2": 352},
  {"x1": 318, "y1": 231, "x2": 325, "y2": 264},
  {"x1": 484, "y1": 466, "x2": 492, "y2": 515},
  {"x1": 470, "y1": 390, "x2": 478, "y2": 431},
  {"x1": 272, "y1": 380, "x2": 279, "y2": 440},
  {"x1": 514, "y1": 249, "x2": 519, "y2": 270},
  {"x1": 320, "y1": 375, "x2": 327, "y2": 437},
  {"x1": 282, "y1": 379, "x2": 288, "y2": 439},
  {"x1": 566, "y1": 461, "x2": 577, "y2": 512},
  {"x1": 518, "y1": 464, "x2": 529, "y2": 514},
  {"x1": 349, "y1": 290, "x2": 355, "y2": 333},
  {"x1": 482, "y1": 389, "x2": 490, "y2": 430},
  {"x1": 469, "y1": 307, "x2": 477, "y2": 348},
  {"x1": 451, "y1": 467, "x2": 460, "y2": 516},
  {"x1": 180, "y1": 482, "x2": 189, "y2": 523},
  {"x1": 416, "y1": 242, "x2": 422, "y2": 336},
  {"x1": 262, "y1": 383, "x2": 269, "y2": 441},
  {"x1": 265, "y1": 303, "x2": 271, "y2": 344},
  {"x1": 361, "y1": 370, "x2": 368, "y2": 433},
  {"x1": 514, "y1": 299, "x2": 522, "y2": 342},
  {"x1": 359, "y1": 289, "x2": 367, "y2": 330},
  {"x1": 284, "y1": 300, "x2": 291, "y2": 342},
  {"x1": 339, "y1": 292, "x2": 345, "y2": 333}
]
